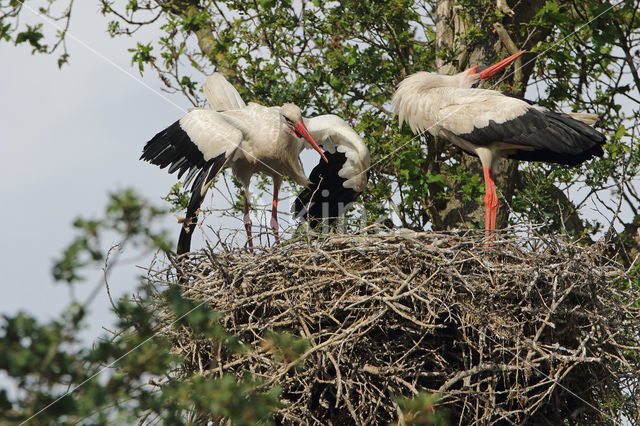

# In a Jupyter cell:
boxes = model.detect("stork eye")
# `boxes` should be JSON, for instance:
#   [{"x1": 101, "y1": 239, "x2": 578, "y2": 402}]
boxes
[{"x1": 283, "y1": 116, "x2": 294, "y2": 124}]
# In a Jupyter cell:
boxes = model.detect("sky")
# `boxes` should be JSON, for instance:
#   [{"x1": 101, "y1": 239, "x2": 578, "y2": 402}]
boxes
[
  {"x1": 0, "y1": 1, "x2": 318, "y2": 342},
  {"x1": 1, "y1": 1, "x2": 632, "y2": 345},
  {"x1": 0, "y1": 2, "x2": 196, "y2": 339},
  {"x1": 0, "y1": 4, "x2": 634, "y2": 425}
]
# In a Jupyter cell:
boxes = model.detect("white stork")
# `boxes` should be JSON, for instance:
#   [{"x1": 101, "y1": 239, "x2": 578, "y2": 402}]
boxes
[
  {"x1": 392, "y1": 51, "x2": 605, "y2": 237},
  {"x1": 141, "y1": 73, "x2": 370, "y2": 254}
]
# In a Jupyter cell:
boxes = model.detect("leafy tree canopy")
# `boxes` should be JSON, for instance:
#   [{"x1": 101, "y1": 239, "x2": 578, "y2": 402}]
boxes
[
  {"x1": 1, "y1": 0, "x2": 639, "y2": 423},
  {"x1": 3, "y1": 0, "x2": 639, "y2": 251}
]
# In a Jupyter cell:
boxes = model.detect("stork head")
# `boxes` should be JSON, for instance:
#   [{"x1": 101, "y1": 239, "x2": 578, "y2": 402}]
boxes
[
  {"x1": 461, "y1": 50, "x2": 526, "y2": 87},
  {"x1": 281, "y1": 103, "x2": 328, "y2": 163}
]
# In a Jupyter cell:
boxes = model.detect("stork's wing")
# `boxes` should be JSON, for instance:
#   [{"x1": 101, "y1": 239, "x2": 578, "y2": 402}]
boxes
[
  {"x1": 500, "y1": 92, "x2": 599, "y2": 125},
  {"x1": 141, "y1": 108, "x2": 243, "y2": 187},
  {"x1": 294, "y1": 114, "x2": 370, "y2": 226},
  {"x1": 141, "y1": 108, "x2": 244, "y2": 253},
  {"x1": 203, "y1": 73, "x2": 246, "y2": 111},
  {"x1": 436, "y1": 88, "x2": 605, "y2": 165}
]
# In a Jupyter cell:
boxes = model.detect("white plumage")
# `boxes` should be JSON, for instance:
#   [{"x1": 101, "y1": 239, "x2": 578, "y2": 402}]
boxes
[
  {"x1": 392, "y1": 51, "x2": 605, "y2": 237},
  {"x1": 304, "y1": 114, "x2": 370, "y2": 192},
  {"x1": 394, "y1": 85, "x2": 531, "y2": 136},
  {"x1": 203, "y1": 72, "x2": 246, "y2": 110},
  {"x1": 178, "y1": 108, "x2": 244, "y2": 166},
  {"x1": 141, "y1": 73, "x2": 370, "y2": 253}
]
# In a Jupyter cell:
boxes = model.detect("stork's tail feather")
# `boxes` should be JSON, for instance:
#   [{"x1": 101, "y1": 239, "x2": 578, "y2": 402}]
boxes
[
  {"x1": 546, "y1": 111, "x2": 605, "y2": 158},
  {"x1": 504, "y1": 110, "x2": 606, "y2": 166},
  {"x1": 294, "y1": 151, "x2": 361, "y2": 229}
]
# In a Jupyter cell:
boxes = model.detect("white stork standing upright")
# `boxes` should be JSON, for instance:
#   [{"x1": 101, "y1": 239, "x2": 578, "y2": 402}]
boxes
[
  {"x1": 392, "y1": 50, "x2": 605, "y2": 237},
  {"x1": 141, "y1": 73, "x2": 370, "y2": 254}
]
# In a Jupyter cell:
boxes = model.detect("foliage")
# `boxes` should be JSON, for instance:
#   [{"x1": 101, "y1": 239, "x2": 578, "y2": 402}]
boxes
[
  {"x1": 161, "y1": 182, "x2": 190, "y2": 212},
  {"x1": 261, "y1": 330, "x2": 309, "y2": 368},
  {"x1": 3, "y1": 0, "x2": 639, "y2": 243},
  {"x1": 3, "y1": 191, "x2": 446, "y2": 423},
  {"x1": 396, "y1": 392, "x2": 448, "y2": 425},
  {"x1": 52, "y1": 189, "x2": 171, "y2": 284},
  {"x1": 1, "y1": 0, "x2": 639, "y2": 423},
  {"x1": 0, "y1": 192, "x2": 283, "y2": 424},
  {"x1": 514, "y1": 0, "x2": 640, "y2": 242},
  {"x1": 0, "y1": 287, "x2": 283, "y2": 424}
]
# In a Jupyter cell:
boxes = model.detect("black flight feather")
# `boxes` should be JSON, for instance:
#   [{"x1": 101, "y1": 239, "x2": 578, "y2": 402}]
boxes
[
  {"x1": 294, "y1": 151, "x2": 362, "y2": 229},
  {"x1": 176, "y1": 154, "x2": 226, "y2": 254},
  {"x1": 458, "y1": 104, "x2": 605, "y2": 166},
  {"x1": 141, "y1": 120, "x2": 208, "y2": 176},
  {"x1": 141, "y1": 119, "x2": 227, "y2": 254}
]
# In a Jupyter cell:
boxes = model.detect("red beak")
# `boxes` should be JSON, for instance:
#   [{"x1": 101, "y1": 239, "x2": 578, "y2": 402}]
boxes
[
  {"x1": 469, "y1": 50, "x2": 526, "y2": 80},
  {"x1": 294, "y1": 122, "x2": 328, "y2": 163}
]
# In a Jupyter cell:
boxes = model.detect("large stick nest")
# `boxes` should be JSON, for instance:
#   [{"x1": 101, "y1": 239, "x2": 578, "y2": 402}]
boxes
[{"x1": 146, "y1": 229, "x2": 640, "y2": 425}]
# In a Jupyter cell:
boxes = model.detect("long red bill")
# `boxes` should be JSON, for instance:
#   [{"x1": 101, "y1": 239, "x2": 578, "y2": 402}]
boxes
[
  {"x1": 294, "y1": 122, "x2": 328, "y2": 163},
  {"x1": 476, "y1": 50, "x2": 526, "y2": 80}
]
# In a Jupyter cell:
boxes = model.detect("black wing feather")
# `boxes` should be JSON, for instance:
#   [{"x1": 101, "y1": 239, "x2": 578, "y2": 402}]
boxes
[
  {"x1": 176, "y1": 154, "x2": 226, "y2": 254},
  {"x1": 458, "y1": 106, "x2": 605, "y2": 166},
  {"x1": 294, "y1": 151, "x2": 362, "y2": 228},
  {"x1": 141, "y1": 120, "x2": 208, "y2": 174},
  {"x1": 141, "y1": 119, "x2": 227, "y2": 254}
]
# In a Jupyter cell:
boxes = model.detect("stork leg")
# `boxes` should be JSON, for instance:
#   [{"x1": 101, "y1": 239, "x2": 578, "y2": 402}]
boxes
[
  {"x1": 482, "y1": 166, "x2": 499, "y2": 241},
  {"x1": 488, "y1": 169, "x2": 498, "y2": 232},
  {"x1": 270, "y1": 183, "x2": 281, "y2": 245},
  {"x1": 243, "y1": 186, "x2": 254, "y2": 253}
]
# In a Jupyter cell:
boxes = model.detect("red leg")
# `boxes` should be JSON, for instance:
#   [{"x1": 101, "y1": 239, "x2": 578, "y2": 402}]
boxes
[
  {"x1": 243, "y1": 187, "x2": 254, "y2": 253},
  {"x1": 489, "y1": 169, "x2": 498, "y2": 232},
  {"x1": 483, "y1": 167, "x2": 492, "y2": 234},
  {"x1": 270, "y1": 184, "x2": 280, "y2": 245},
  {"x1": 482, "y1": 167, "x2": 498, "y2": 242}
]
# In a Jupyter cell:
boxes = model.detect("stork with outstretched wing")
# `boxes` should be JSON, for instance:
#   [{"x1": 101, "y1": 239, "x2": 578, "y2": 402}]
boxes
[{"x1": 141, "y1": 73, "x2": 370, "y2": 254}]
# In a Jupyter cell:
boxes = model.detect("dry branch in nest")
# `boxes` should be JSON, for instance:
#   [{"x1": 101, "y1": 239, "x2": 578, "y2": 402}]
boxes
[{"x1": 145, "y1": 228, "x2": 640, "y2": 425}]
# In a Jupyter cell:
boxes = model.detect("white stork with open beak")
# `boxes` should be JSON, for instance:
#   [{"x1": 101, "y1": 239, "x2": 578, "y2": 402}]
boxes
[
  {"x1": 141, "y1": 73, "x2": 370, "y2": 254},
  {"x1": 392, "y1": 51, "x2": 605, "y2": 237}
]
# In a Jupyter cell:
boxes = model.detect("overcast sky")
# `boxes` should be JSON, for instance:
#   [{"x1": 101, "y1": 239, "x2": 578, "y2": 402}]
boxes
[
  {"x1": 1, "y1": 1, "x2": 630, "y2": 345},
  {"x1": 0, "y1": 1, "x2": 317, "y2": 341},
  {"x1": 0, "y1": 2, "x2": 195, "y2": 339}
]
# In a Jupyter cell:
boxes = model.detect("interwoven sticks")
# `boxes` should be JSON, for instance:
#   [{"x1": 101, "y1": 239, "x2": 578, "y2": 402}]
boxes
[{"x1": 147, "y1": 230, "x2": 640, "y2": 425}]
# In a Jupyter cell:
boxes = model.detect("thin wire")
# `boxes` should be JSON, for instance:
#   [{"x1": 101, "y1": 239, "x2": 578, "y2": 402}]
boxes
[
  {"x1": 20, "y1": 0, "x2": 623, "y2": 186},
  {"x1": 16, "y1": 0, "x2": 626, "y2": 423},
  {"x1": 19, "y1": 293, "x2": 212, "y2": 425},
  {"x1": 18, "y1": 2, "x2": 187, "y2": 114},
  {"x1": 17, "y1": 2, "x2": 297, "y2": 182}
]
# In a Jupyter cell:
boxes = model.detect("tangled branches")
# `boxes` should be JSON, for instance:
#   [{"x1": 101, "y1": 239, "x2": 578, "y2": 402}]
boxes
[{"x1": 146, "y1": 229, "x2": 640, "y2": 424}]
